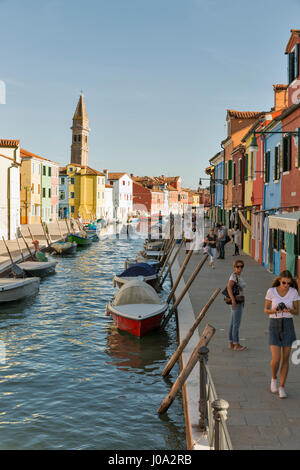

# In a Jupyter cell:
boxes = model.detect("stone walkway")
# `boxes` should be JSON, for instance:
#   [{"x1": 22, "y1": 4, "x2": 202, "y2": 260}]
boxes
[{"x1": 176, "y1": 242, "x2": 300, "y2": 450}]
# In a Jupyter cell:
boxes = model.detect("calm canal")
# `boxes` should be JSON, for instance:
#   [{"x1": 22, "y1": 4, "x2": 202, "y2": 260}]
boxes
[{"x1": 0, "y1": 234, "x2": 186, "y2": 449}]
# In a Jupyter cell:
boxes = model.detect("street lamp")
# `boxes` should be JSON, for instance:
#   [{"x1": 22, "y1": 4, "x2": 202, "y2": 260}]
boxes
[{"x1": 249, "y1": 128, "x2": 300, "y2": 152}]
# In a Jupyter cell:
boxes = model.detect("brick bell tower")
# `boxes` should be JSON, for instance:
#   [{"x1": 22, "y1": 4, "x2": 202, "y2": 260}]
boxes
[{"x1": 70, "y1": 93, "x2": 90, "y2": 166}]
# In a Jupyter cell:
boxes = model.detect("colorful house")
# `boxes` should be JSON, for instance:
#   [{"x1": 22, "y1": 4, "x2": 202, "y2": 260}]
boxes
[
  {"x1": 209, "y1": 151, "x2": 224, "y2": 225},
  {"x1": 0, "y1": 139, "x2": 21, "y2": 240},
  {"x1": 59, "y1": 168, "x2": 69, "y2": 219}
]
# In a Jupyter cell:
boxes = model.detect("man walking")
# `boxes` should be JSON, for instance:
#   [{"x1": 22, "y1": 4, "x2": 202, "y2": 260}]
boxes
[{"x1": 217, "y1": 223, "x2": 226, "y2": 259}]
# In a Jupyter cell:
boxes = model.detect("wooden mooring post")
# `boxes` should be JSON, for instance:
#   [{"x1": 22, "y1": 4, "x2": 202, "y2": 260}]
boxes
[
  {"x1": 159, "y1": 239, "x2": 184, "y2": 288},
  {"x1": 15, "y1": 234, "x2": 25, "y2": 262},
  {"x1": 41, "y1": 222, "x2": 51, "y2": 248},
  {"x1": 158, "y1": 324, "x2": 215, "y2": 415},
  {"x1": 161, "y1": 253, "x2": 209, "y2": 328},
  {"x1": 162, "y1": 288, "x2": 220, "y2": 377},
  {"x1": 19, "y1": 230, "x2": 35, "y2": 261},
  {"x1": 166, "y1": 249, "x2": 193, "y2": 304},
  {"x1": 157, "y1": 239, "x2": 177, "y2": 282}
]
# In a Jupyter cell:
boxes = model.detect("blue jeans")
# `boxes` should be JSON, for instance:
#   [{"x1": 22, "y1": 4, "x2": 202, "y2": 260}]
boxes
[
  {"x1": 228, "y1": 303, "x2": 243, "y2": 344},
  {"x1": 219, "y1": 241, "x2": 225, "y2": 258}
]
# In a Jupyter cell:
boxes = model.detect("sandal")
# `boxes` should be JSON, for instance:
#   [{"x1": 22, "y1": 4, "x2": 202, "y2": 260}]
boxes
[{"x1": 233, "y1": 344, "x2": 247, "y2": 351}]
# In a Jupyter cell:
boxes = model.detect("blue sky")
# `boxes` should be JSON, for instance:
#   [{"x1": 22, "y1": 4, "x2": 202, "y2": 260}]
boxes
[{"x1": 1, "y1": 0, "x2": 300, "y2": 188}]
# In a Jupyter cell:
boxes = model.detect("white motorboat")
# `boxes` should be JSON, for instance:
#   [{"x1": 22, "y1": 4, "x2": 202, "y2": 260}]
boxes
[
  {"x1": 18, "y1": 260, "x2": 57, "y2": 277},
  {"x1": 0, "y1": 277, "x2": 40, "y2": 303}
]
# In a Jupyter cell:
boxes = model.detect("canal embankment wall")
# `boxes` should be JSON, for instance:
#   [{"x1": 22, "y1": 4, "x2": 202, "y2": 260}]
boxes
[{"x1": 0, "y1": 221, "x2": 69, "y2": 276}]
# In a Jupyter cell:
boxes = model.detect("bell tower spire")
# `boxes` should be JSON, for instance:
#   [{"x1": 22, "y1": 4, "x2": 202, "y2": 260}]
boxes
[{"x1": 70, "y1": 93, "x2": 90, "y2": 166}]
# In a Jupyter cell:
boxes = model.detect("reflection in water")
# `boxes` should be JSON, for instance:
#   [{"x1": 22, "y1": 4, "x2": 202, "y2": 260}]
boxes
[{"x1": 0, "y1": 234, "x2": 186, "y2": 450}]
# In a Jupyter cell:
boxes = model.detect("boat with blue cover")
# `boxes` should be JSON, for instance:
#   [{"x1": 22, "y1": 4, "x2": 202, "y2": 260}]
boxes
[{"x1": 113, "y1": 262, "x2": 159, "y2": 291}]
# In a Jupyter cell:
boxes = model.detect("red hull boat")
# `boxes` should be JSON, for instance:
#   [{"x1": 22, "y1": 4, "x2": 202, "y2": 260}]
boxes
[{"x1": 106, "y1": 280, "x2": 168, "y2": 338}]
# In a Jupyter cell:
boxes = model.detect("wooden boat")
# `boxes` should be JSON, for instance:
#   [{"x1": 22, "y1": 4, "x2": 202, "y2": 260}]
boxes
[
  {"x1": 67, "y1": 233, "x2": 93, "y2": 246},
  {"x1": 0, "y1": 277, "x2": 40, "y2": 303},
  {"x1": 143, "y1": 240, "x2": 165, "y2": 251},
  {"x1": 86, "y1": 231, "x2": 100, "y2": 242},
  {"x1": 106, "y1": 280, "x2": 168, "y2": 337},
  {"x1": 140, "y1": 250, "x2": 164, "y2": 260},
  {"x1": 51, "y1": 241, "x2": 77, "y2": 255},
  {"x1": 124, "y1": 257, "x2": 161, "y2": 272},
  {"x1": 18, "y1": 260, "x2": 57, "y2": 277},
  {"x1": 113, "y1": 263, "x2": 159, "y2": 291}
]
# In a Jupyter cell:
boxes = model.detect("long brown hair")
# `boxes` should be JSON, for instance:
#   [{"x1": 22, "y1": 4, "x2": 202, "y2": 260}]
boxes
[{"x1": 272, "y1": 270, "x2": 299, "y2": 291}]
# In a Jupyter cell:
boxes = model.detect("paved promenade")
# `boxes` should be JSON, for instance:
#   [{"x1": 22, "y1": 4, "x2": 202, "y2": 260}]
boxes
[{"x1": 175, "y1": 242, "x2": 300, "y2": 450}]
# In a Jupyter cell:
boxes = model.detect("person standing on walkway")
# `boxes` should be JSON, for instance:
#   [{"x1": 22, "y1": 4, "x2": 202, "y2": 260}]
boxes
[
  {"x1": 217, "y1": 223, "x2": 226, "y2": 259},
  {"x1": 264, "y1": 270, "x2": 300, "y2": 399},
  {"x1": 227, "y1": 259, "x2": 247, "y2": 351},
  {"x1": 205, "y1": 228, "x2": 217, "y2": 268},
  {"x1": 232, "y1": 224, "x2": 241, "y2": 256}
]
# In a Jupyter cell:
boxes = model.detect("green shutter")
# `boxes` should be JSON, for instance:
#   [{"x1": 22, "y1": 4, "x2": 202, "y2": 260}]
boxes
[{"x1": 245, "y1": 154, "x2": 248, "y2": 181}]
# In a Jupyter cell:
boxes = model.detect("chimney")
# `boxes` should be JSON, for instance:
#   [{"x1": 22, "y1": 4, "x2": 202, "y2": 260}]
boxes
[
  {"x1": 130, "y1": 173, "x2": 134, "y2": 178},
  {"x1": 273, "y1": 84, "x2": 288, "y2": 111},
  {"x1": 103, "y1": 169, "x2": 108, "y2": 183}
]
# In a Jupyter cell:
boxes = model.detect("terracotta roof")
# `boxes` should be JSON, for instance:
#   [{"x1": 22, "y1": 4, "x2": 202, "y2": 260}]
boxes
[
  {"x1": 0, "y1": 139, "x2": 20, "y2": 147},
  {"x1": 83, "y1": 167, "x2": 104, "y2": 176},
  {"x1": 21, "y1": 148, "x2": 60, "y2": 165},
  {"x1": 166, "y1": 185, "x2": 177, "y2": 191},
  {"x1": 227, "y1": 110, "x2": 265, "y2": 120},
  {"x1": 108, "y1": 172, "x2": 126, "y2": 180}
]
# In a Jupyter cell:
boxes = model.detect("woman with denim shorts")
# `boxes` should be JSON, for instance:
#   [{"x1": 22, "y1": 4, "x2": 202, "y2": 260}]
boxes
[{"x1": 264, "y1": 270, "x2": 300, "y2": 399}]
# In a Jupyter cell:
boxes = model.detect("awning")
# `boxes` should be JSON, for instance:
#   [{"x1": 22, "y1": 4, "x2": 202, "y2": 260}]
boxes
[
  {"x1": 268, "y1": 211, "x2": 300, "y2": 235},
  {"x1": 238, "y1": 210, "x2": 251, "y2": 232}
]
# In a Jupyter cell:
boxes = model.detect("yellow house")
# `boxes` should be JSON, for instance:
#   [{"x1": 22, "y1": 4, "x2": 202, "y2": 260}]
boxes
[
  {"x1": 20, "y1": 149, "x2": 43, "y2": 224},
  {"x1": 241, "y1": 134, "x2": 255, "y2": 255},
  {"x1": 66, "y1": 164, "x2": 105, "y2": 220}
]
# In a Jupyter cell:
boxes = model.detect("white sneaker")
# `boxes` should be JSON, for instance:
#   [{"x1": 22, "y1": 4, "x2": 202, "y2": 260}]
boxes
[
  {"x1": 279, "y1": 387, "x2": 287, "y2": 399},
  {"x1": 270, "y1": 379, "x2": 278, "y2": 393}
]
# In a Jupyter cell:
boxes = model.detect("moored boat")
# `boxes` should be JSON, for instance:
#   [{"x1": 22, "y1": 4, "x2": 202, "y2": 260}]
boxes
[
  {"x1": 51, "y1": 241, "x2": 77, "y2": 255},
  {"x1": 124, "y1": 257, "x2": 161, "y2": 272},
  {"x1": 106, "y1": 280, "x2": 168, "y2": 337},
  {"x1": 18, "y1": 260, "x2": 57, "y2": 277},
  {"x1": 0, "y1": 277, "x2": 40, "y2": 302},
  {"x1": 67, "y1": 233, "x2": 93, "y2": 246},
  {"x1": 113, "y1": 263, "x2": 159, "y2": 291}
]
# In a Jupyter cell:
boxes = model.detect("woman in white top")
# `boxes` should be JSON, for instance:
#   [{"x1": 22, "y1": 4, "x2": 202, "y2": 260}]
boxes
[{"x1": 264, "y1": 270, "x2": 300, "y2": 399}]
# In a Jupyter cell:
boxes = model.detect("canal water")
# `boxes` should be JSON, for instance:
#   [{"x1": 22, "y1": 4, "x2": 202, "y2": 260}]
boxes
[{"x1": 0, "y1": 233, "x2": 186, "y2": 450}]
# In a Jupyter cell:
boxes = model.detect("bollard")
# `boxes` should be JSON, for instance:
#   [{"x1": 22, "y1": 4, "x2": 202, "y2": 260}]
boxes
[
  {"x1": 198, "y1": 346, "x2": 209, "y2": 432},
  {"x1": 211, "y1": 399, "x2": 229, "y2": 450}
]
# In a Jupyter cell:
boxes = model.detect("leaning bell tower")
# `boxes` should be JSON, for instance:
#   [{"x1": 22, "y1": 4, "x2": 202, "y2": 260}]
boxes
[{"x1": 70, "y1": 93, "x2": 90, "y2": 166}]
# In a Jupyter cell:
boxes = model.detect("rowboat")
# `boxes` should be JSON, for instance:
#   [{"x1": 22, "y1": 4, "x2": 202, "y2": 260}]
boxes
[
  {"x1": 18, "y1": 260, "x2": 57, "y2": 277},
  {"x1": 106, "y1": 280, "x2": 168, "y2": 337},
  {"x1": 67, "y1": 233, "x2": 93, "y2": 246},
  {"x1": 124, "y1": 257, "x2": 161, "y2": 272},
  {"x1": 140, "y1": 250, "x2": 164, "y2": 260},
  {"x1": 51, "y1": 241, "x2": 77, "y2": 255},
  {"x1": 113, "y1": 263, "x2": 159, "y2": 291},
  {"x1": 143, "y1": 240, "x2": 165, "y2": 251},
  {"x1": 0, "y1": 277, "x2": 40, "y2": 303}
]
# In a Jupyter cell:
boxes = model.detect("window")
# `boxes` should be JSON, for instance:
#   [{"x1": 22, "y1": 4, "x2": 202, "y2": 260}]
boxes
[
  {"x1": 238, "y1": 158, "x2": 242, "y2": 184},
  {"x1": 32, "y1": 204, "x2": 35, "y2": 215},
  {"x1": 48, "y1": 167, "x2": 52, "y2": 177},
  {"x1": 288, "y1": 44, "x2": 299, "y2": 84},
  {"x1": 43, "y1": 166, "x2": 46, "y2": 176},
  {"x1": 283, "y1": 135, "x2": 292, "y2": 172},
  {"x1": 70, "y1": 177, "x2": 75, "y2": 185},
  {"x1": 232, "y1": 161, "x2": 236, "y2": 186},
  {"x1": 78, "y1": 135, "x2": 81, "y2": 142},
  {"x1": 69, "y1": 167, "x2": 73, "y2": 172},
  {"x1": 74, "y1": 135, "x2": 77, "y2": 142},
  {"x1": 38, "y1": 184, "x2": 40, "y2": 194},
  {"x1": 42, "y1": 188, "x2": 46, "y2": 198},
  {"x1": 61, "y1": 177, "x2": 65, "y2": 185},
  {"x1": 60, "y1": 191, "x2": 65, "y2": 200},
  {"x1": 123, "y1": 180, "x2": 125, "y2": 185},
  {"x1": 264, "y1": 151, "x2": 271, "y2": 183},
  {"x1": 70, "y1": 192, "x2": 75, "y2": 199},
  {"x1": 48, "y1": 188, "x2": 51, "y2": 198},
  {"x1": 71, "y1": 206, "x2": 75, "y2": 214},
  {"x1": 32, "y1": 183, "x2": 35, "y2": 193},
  {"x1": 228, "y1": 160, "x2": 232, "y2": 180},
  {"x1": 274, "y1": 145, "x2": 280, "y2": 180}
]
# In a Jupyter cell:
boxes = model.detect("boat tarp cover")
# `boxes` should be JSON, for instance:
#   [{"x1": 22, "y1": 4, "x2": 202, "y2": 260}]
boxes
[
  {"x1": 118, "y1": 263, "x2": 156, "y2": 278},
  {"x1": 113, "y1": 280, "x2": 162, "y2": 306}
]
